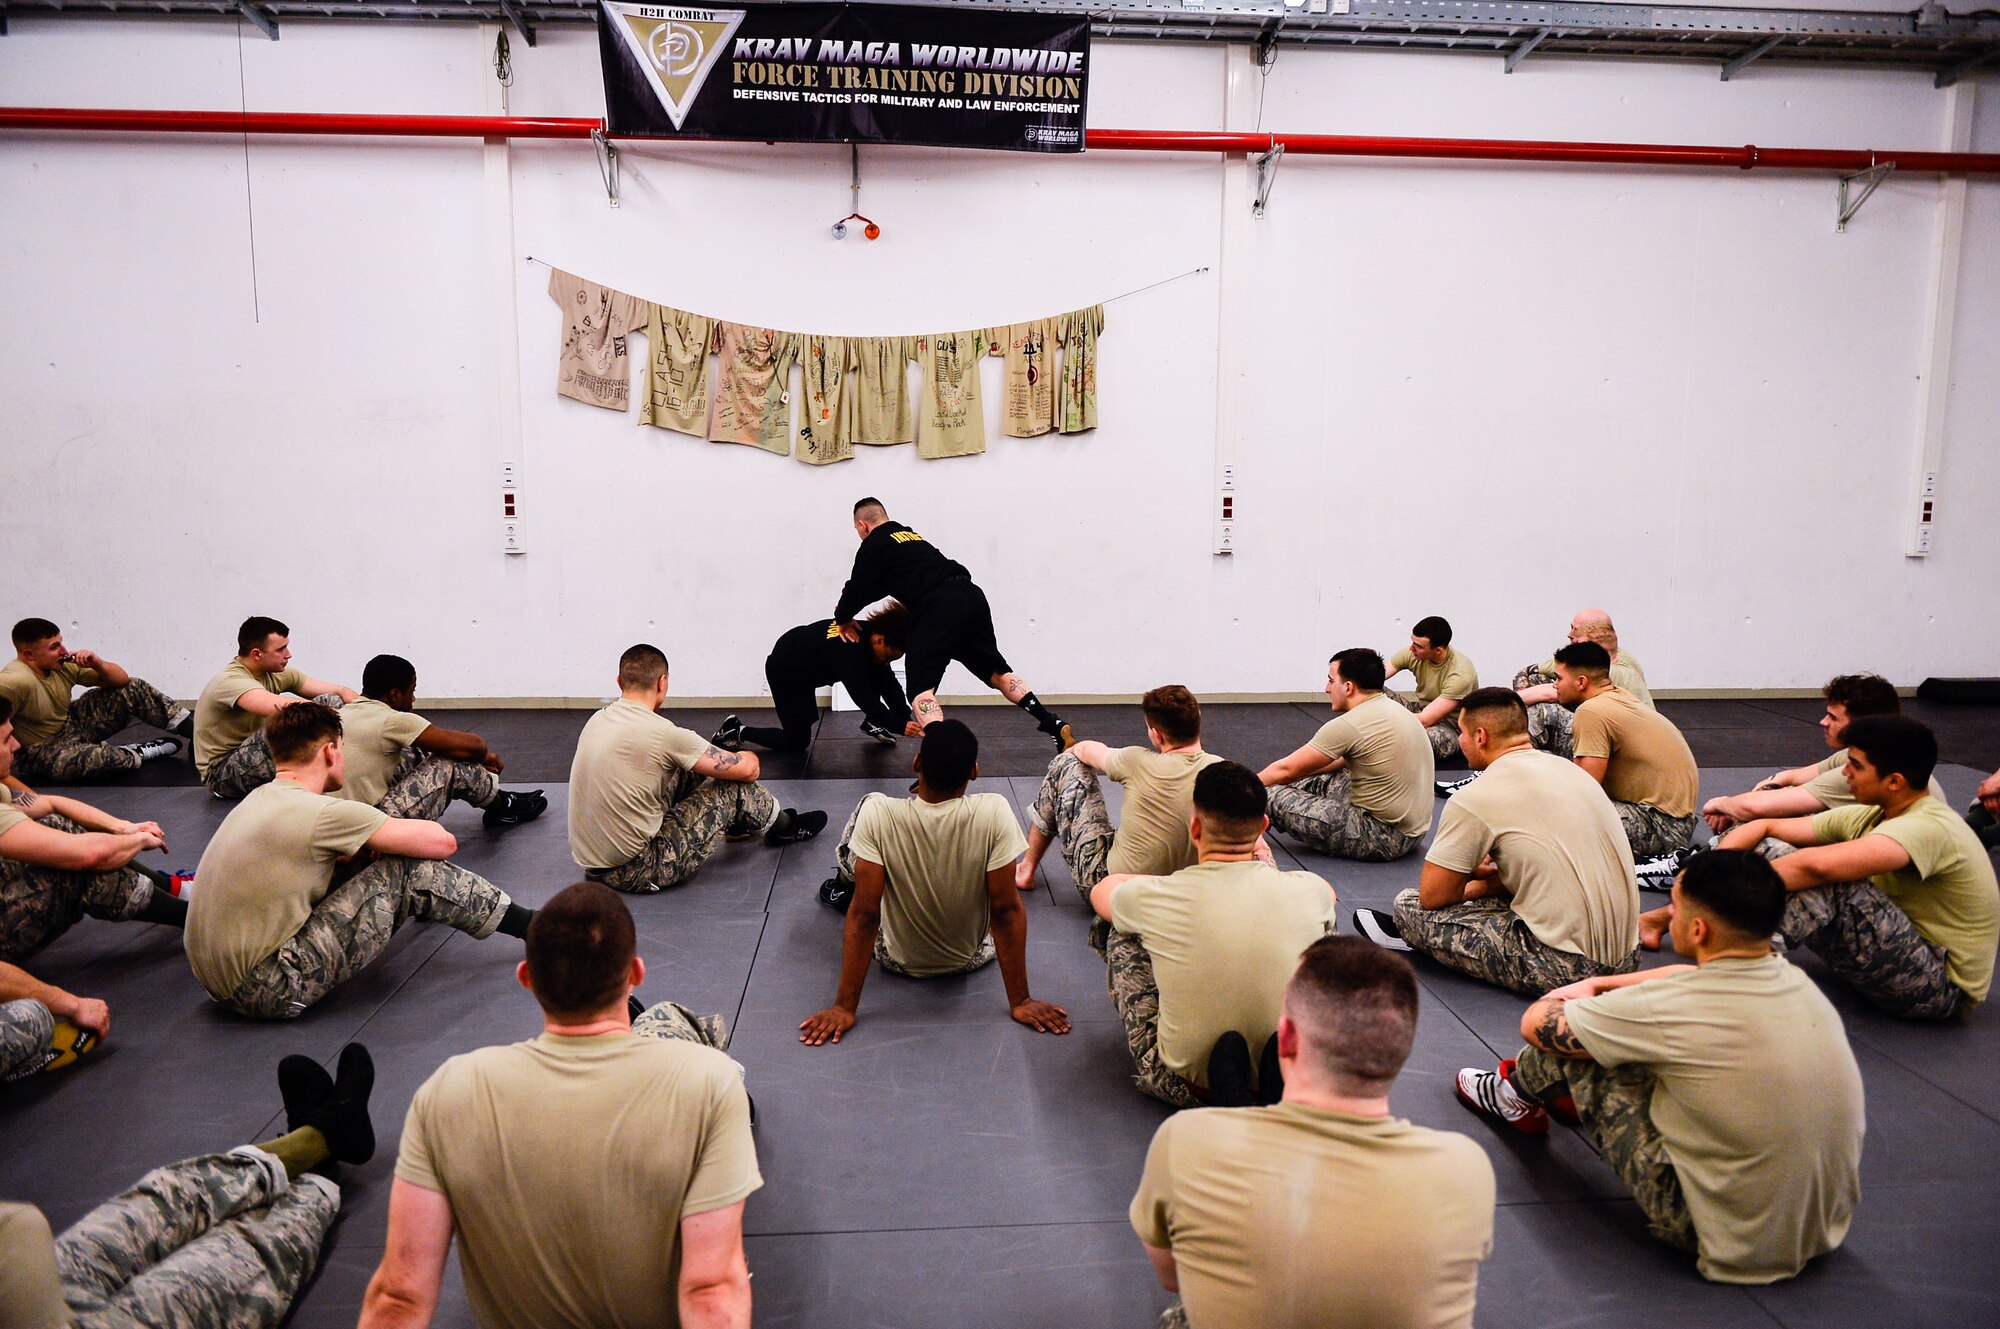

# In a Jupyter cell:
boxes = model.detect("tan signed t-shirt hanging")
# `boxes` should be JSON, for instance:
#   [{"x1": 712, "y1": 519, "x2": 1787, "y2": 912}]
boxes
[
  {"x1": 842, "y1": 335, "x2": 917, "y2": 446},
  {"x1": 548, "y1": 268, "x2": 645, "y2": 411},
  {"x1": 915, "y1": 329, "x2": 993, "y2": 459},
  {"x1": 1057, "y1": 304, "x2": 1103, "y2": 434},
  {"x1": 986, "y1": 318, "x2": 1060, "y2": 438},
  {"x1": 798, "y1": 335, "x2": 856, "y2": 465},
  {"x1": 638, "y1": 304, "x2": 715, "y2": 437},
  {"x1": 709, "y1": 323, "x2": 800, "y2": 455}
]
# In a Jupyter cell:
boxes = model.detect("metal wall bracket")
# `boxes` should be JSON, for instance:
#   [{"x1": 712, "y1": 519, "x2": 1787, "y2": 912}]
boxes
[
  {"x1": 592, "y1": 129, "x2": 620, "y2": 209},
  {"x1": 1253, "y1": 142, "x2": 1283, "y2": 217},
  {"x1": 233, "y1": 0, "x2": 278, "y2": 40},
  {"x1": 1836, "y1": 160, "x2": 1894, "y2": 232},
  {"x1": 1721, "y1": 36, "x2": 1781, "y2": 81},
  {"x1": 1504, "y1": 28, "x2": 1550, "y2": 74},
  {"x1": 1936, "y1": 48, "x2": 1998, "y2": 89},
  {"x1": 498, "y1": 0, "x2": 536, "y2": 47}
]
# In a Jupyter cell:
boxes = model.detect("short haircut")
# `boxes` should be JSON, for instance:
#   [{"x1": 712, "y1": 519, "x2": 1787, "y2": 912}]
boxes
[
  {"x1": 361, "y1": 654, "x2": 416, "y2": 699},
  {"x1": 853, "y1": 496, "x2": 888, "y2": 522},
  {"x1": 1411, "y1": 615, "x2": 1452, "y2": 647},
  {"x1": 861, "y1": 605, "x2": 910, "y2": 652},
  {"x1": 1824, "y1": 673, "x2": 1900, "y2": 718},
  {"x1": 1457, "y1": 687, "x2": 1529, "y2": 742},
  {"x1": 618, "y1": 643, "x2": 669, "y2": 691},
  {"x1": 918, "y1": 718, "x2": 979, "y2": 792},
  {"x1": 1675, "y1": 849, "x2": 1787, "y2": 940},
  {"x1": 1553, "y1": 640, "x2": 1612, "y2": 677},
  {"x1": 1330, "y1": 647, "x2": 1386, "y2": 693},
  {"x1": 524, "y1": 883, "x2": 638, "y2": 1020},
  {"x1": 1192, "y1": 760, "x2": 1268, "y2": 840},
  {"x1": 1841, "y1": 715, "x2": 1938, "y2": 790},
  {"x1": 238, "y1": 616, "x2": 289, "y2": 655},
  {"x1": 1285, "y1": 935, "x2": 1419, "y2": 1095},
  {"x1": 265, "y1": 701, "x2": 342, "y2": 764},
  {"x1": 1140, "y1": 685, "x2": 1202, "y2": 745},
  {"x1": 11, "y1": 618, "x2": 59, "y2": 647}
]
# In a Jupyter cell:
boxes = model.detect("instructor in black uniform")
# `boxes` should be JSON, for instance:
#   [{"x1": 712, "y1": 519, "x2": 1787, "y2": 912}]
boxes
[
  {"x1": 833, "y1": 498, "x2": 1073, "y2": 750},
  {"x1": 714, "y1": 611, "x2": 912, "y2": 752}
]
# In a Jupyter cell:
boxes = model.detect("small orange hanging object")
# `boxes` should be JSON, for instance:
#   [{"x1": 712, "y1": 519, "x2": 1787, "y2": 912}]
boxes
[{"x1": 832, "y1": 212, "x2": 882, "y2": 240}]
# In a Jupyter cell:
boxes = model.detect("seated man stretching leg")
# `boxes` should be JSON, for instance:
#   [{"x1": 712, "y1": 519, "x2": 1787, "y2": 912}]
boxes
[
  {"x1": 1021, "y1": 685, "x2": 1219, "y2": 913},
  {"x1": 194, "y1": 616, "x2": 357, "y2": 800},
  {"x1": 1459, "y1": 850, "x2": 1863, "y2": 1285},
  {"x1": 361, "y1": 883, "x2": 758, "y2": 1329},
  {"x1": 0, "y1": 617, "x2": 189, "y2": 782},
  {"x1": 714, "y1": 609, "x2": 912, "y2": 753},
  {"x1": 569, "y1": 644, "x2": 824, "y2": 894},
  {"x1": 1506, "y1": 607, "x2": 1653, "y2": 761},
  {"x1": 336, "y1": 654, "x2": 546, "y2": 827},
  {"x1": 1091, "y1": 762, "x2": 1336, "y2": 1107},
  {"x1": 1554, "y1": 641, "x2": 1700, "y2": 857},
  {"x1": 1384, "y1": 615, "x2": 1479, "y2": 760},
  {"x1": 185, "y1": 704, "x2": 535, "y2": 1020},
  {"x1": 1261, "y1": 649, "x2": 1433, "y2": 862},
  {"x1": 1356, "y1": 689, "x2": 1641, "y2": 996},
  {"x1": 1132, "y1": 937, "x2": 1495, "y2": 1329},
  {"x1": 801, "y1": 720, "x2": 1069, "y2": 1044}
]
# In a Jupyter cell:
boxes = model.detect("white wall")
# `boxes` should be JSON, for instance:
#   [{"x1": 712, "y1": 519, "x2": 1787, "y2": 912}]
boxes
[{"x1": 2, "y1": 17, "x2": 1994, "y2": 702}]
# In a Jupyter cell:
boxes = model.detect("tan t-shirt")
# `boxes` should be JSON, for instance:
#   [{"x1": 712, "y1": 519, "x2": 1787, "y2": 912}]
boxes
[
  {"x1": 1387, "y1": 647, "x2": 1479, "y2": 708},
  {"x1": 639, "y1": 303, "x2": 715, "y2": 437},
  {"x1": 396, "y1": 1032, "x2": 762, "y2": 1329},
  {"x1": 915, "y1": 329, "x2": 992, "y2": 459},
  {"x1": 1813, "y1": 797, "x2": 2000, "y2": 1002},
  {"x1": 1806, "y1": 749, "x2": 1946, "y2": 808},
  {"x1": 0, "y1": 784, "x2": 29, "y2": 840},
  {"x1": 1109, "y1": 860, "x2": 1336, "y2": 1087},
  {"x1": 797, "y1": 334, "x2": 856, "y2": 465},
  {"x1": 1566, "y1": 956, "x2": 1864, "y2": 1283},
  {"x1": 186, "y1": 780, "x2": 387, "y2": 998},
  {"x1": 986, "y1": 318, "x2": 1059, "y2": 438},
  {"x1": 1102, "y1": 748, "x2": 1223, "y2": 877},
  {"x1": 1571, "y1": 686, "x2": 1699, "y2": 818},
  {"x1": 193, "y1": 660, "x2": 308, "y2": 776},
  {"x1": 0, "y1": 1202, "x2": 67, "y2": 1329},
  {"x1": 708, "y1": 322, "x2": 799, "y2": 454},
  {"x1": 0, "y1": 659, "x2": 100, "y2": 747},
  {"x1": 843, "y1": 335, "x2": 916, "y2": 445},
  {"x1": 1056, "y1": 304, "x2": 1102, "y2": 434},
  {"x1": 568, "y1": 700, "x2": 714, "y2": 871},
  {"x1": 333, "y1": 697, "x2": 432, "y2": 807},
  {"x1": 1427, "y1": 748, "x2": 1639, "y2": 966},
  {"x1": 1131, "y1": 1103, "x2": 1494, "y2": 1329},
  {"x1": 850, "y1": 792, "x2": 1025, "y2": 975},
  {"x1": 1308, "y1": 694, "x2": 1436, "y2": 837},
  {"x1": 549, "y1": 268, "x2": 645, "y2": 411}
]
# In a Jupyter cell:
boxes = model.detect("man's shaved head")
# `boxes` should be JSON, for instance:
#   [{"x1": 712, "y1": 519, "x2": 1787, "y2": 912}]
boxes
[{"x1": 1569, "y1": 608, "x2": 1618, "y2": 651}]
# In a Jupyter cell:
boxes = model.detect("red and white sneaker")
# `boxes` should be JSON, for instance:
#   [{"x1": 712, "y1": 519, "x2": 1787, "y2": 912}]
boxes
[{"x1": 1455, "y1": 1059, "x2": 1549, "y2": 1136}]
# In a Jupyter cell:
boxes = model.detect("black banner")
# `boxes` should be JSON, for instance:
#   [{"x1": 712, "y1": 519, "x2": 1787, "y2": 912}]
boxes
[{"x1": 597, "y1": 2, "x2": 1090, "y2": 153}]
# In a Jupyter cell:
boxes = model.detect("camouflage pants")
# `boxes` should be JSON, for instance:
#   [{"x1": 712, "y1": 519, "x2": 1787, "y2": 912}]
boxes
[
  {"x1": 11, "y1": 680, "x2": 181, "y2": 784},
  {"x1": 56, "y1": 1150, "x2": 338, "y2": 1329},
  {"x1": 224, "y1": 856, "x2": 510, "y2": 1019},
  {"x1": 1267, "y1": 770, "x2": 1423, "y2": 862},
  {"x1": 1390, "y1": 693, "x2": 1462, "y2": 759},
  {"x1": 1, "y1": 814, "x2": 158, "y2": 962},
  {"x1": 1511, "y1": 666, "x2": 1556, "y2": 691},
  {"x1": 1967, "y1": 802, "x2": 2000, "y2": 851},
  {"x1": 1780, "y1": 879, "x2": 1963, "y2": 1020},
  {"x1": 831, "y1": 798, "x2": 998, "y2": 976},
  {"x1": 1103, "y1": 927, "x2": 1198, "y2": 1109},
  {"x1": 376, "y1": 748, "x2": 500, "y2": 819},
  {"x1": 0, "y1": 997, "x2": 54, "y2": 1080},
  {"x1": 1158, "y1": 1302, "x2": 1190, "y2": 1329},
  {"x1": 1029, "y1": 752, "x2": 1117, "y2": 905},
  {"x1": 1614, "y1": 802, "x2": 1701, "y2": 859},
  {"x1": 634, "y1": 999, "x2": 733, "y2": 1053},
  {"x1": 1510, "y1": 667, "x2": 1576, "y2": 757},
  {"x1": 1392, "y1": 888, "x2": 1639, "y2": 997},
  {"x1": 1513, "y1": 1047, "x2": 1696, "y2": 1254},
  {"x1": 203, "y1": 696, "x2": 342, "y2": 800},
  {"x1": 593, "y1": 767, "x2": 777, "y2": 894}
]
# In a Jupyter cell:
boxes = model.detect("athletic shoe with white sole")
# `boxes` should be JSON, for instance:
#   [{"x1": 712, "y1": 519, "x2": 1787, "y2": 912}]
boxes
[
  {"x1": 119, "y1": 736, "x2": 184, "y2": 764},
  {"x1": 1353, "y1": 908, "x2": 1412, "y2": 952},
  {"x1": 766, "y1": 808, "x2": 829, "y2": 846},
  {"x1": 1435, "y1": 772, "x2": 1479, "y2": 799},
  {"x1": 1455, "y1": 1061, "x2": 1549, "y2": 1136},
  {"x1": 1636, "y1": 845, "x2": 1700, "y2": 892},
  {"x1": 483, "y1": 788, "x2": 548, "y2": 829},
  {"x1": 710, "y1": 714, "x2": 745, "y2": 752},
  {"x1": 859, "y1": 719, "x2": 900, "y2": 746}
]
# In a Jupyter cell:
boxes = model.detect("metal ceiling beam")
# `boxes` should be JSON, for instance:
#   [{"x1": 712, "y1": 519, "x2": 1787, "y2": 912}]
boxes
[
  {"x1": 497, "y1": 0, "x2": 534, "y2": 47},
  {"x1": 1505, "y1": 27, "x2": 1552, "y2": 73},
  {"x1": 1936, "y1": 46, "x2": 1999, "y2": 88},
  {"x1": 232, "y1": 0, "x2": 278, "y2": 40},
  {"x1": 1721, "y1": 35, "x2": 1782, "y2": 79}
]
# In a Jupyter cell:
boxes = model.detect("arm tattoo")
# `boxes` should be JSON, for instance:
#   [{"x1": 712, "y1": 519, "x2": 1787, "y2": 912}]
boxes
[
  {"x1": 916, "y1": 698, "x2": 937, "y2": 715},
  {"x1": 1534, "y1": 1002, "x2": 1588, "y2": 1057},
  {"x1": 14, "y1": 791, "x2": 41, "y2": 814},
  {"x1": 703, "y1": 746, "x2": 743, "y2": 771}
]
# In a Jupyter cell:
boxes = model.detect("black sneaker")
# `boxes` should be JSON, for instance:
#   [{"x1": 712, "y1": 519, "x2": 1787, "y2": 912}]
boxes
[
  {"x1": 483, "y1": 789, "x2": 548, "y2": 829},
  {"x1": 859, "y1": 719, "x2": 899, "y2": 746},
  {"x1": 710, "y1": 715, "x2": 745, "y2": 752},
  {"x1": 303, "y1": 1043, "x2": 377, "y2": 1166},
  {"x1": 1353, "y1": 908, "x2": 1412, "y2": 952},
  {"x1": 277, "y1": 1055, "x2": 335, "y2": 1132},
  {"x1": 1206, "y1": 1031, "x2": 1256, "y2": 1108},
  {"x1": 628, "y1": 994, "x2": 646, "y2": 1023},
  {"x1": 817, "y1": 875, "x2": 854, "y2": 912},
  {"x1": 1436, "y1": 772, "x2": 1479, "y2": 799},
  {"x1": 766, "y1": 808, "x2": 829, "y2": 846},
  {"x1": 1257, "y1": 1035, "x2": 1284, "y2": 1105},
  {"x1": 120, "y1": 735, "x2": 185, "y2": 764},
  {"x1": 1636, "y1": 845, "x2": 1700, "y2": 892}
]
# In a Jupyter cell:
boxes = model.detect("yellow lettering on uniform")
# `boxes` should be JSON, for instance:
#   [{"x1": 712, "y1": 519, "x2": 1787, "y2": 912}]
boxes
[{"x1": 891, "y1": 530, "x2": 926, "y2": 543}]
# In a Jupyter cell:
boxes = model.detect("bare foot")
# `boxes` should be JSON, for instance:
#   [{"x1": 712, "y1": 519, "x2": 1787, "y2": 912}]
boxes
[{"x1": 1638, "y1": 904, "x2": 1674, "y2": 952}]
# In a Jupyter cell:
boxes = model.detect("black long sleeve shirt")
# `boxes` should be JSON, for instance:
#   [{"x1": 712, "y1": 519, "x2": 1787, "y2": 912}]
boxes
[{"x1": 833, "y1": 521, "x2": 972, "y2": 622}]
